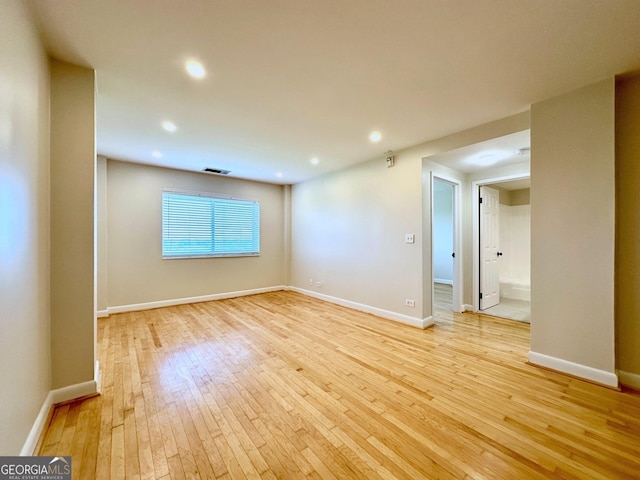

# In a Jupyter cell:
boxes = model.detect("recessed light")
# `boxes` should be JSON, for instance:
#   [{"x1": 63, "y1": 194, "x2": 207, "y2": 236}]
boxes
[
  {"x1": 369, "y1": 131, "x2": 382, "y2": 143},
  {"x1": 161, "y1": 121, "x2": 177, "y2": 133},
  {"x1": 185, "y1": 59, "x2": 206, "y2": 79},
  {"x1": 310, "y1": 157, "x2": 319, "y2": 166},
  {"x1": 151, "y1": 150, "x2": 163, "y2": 158},
  {"x1": 275, "y1": 172, "x2": 283, "y2": 178}
]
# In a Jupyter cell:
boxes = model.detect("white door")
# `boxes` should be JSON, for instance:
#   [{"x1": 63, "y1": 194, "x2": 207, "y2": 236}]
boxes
[{"x1": 480, "y1": 186, "x2": 500, "y2": 310}]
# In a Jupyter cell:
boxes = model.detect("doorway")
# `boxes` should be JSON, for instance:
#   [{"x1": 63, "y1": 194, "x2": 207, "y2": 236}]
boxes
[
  {"x1": 432, "y1": 176, "x2": 461, "y2": 313},
  {"x1": 475, "y1": 176, "x2": 531, "y2": 322}
]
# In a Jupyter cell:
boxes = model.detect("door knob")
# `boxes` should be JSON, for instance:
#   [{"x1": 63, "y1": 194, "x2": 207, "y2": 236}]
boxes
[{"x1": 497, "y1": 252, "x2": 503, "y2": 257}]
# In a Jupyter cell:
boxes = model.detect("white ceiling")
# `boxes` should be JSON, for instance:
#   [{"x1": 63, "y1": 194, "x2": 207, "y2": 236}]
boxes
[
  {"x1": 427, "y1": 130, "x2": 530, "y2": 174},
  {"x1": 26, "y1": 0, "x2": 640, "y2": 184}
]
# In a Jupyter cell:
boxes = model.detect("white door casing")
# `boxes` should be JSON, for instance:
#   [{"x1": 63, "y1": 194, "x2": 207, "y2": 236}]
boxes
[{"x1": 480, "y1": 186, "x2": 500, "y2": 310}]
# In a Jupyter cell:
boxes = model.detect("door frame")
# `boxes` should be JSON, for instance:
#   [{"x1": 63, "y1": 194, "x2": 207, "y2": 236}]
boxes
[
  {"x1": 472, "y1": 173, "x2": 530, "y2": 313},
  {"x1": 431, "y1": 174, "x2": 462, "y2": 313}
]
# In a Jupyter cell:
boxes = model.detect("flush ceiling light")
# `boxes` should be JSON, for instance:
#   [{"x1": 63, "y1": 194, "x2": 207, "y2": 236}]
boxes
[
  {"x1": 467, "y1": 149, "x2": 513, "y2": 168},
  {"x1": 185, "y1": 59, "x2": 206, "y2": 79},
  {"x1": 369, "y1": 131, "x2": 382, "y2": 143},
  {"x1": 477, "y1": 154, "x2": 497, "y2": 166},
  {"x1": 310, "y1": 157, "x2": 319, "y2": 166},
  {"x1": 161, "y1": 121, "x2": 177, "y2": 133},
  {"x1": 469, "y1": 153, "x2": 500, "y2": 167},
  {"x1": 151, "y1": 150, "x2": 163, "y2": 158}
]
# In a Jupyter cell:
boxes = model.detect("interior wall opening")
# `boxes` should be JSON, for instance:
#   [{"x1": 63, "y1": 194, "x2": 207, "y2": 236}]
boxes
[{"x1": 476, "y1": 177, "x2": 531, "y2": 323}]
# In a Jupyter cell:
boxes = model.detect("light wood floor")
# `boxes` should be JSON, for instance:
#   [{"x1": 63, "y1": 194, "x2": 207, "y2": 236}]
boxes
[{"x1": 39, "y1": 291, "x2": 640, "y2": 479}]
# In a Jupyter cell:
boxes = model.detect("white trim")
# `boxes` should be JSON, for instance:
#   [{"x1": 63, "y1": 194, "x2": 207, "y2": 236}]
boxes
[
  {"x1": 20, "y1": 391, "x2": 53, "y2": 455},
  {"x1": 617, "y1": 370, "x2": 640, "y2": 390},
  {"x1": 107, "y1": 286, "x2": 285, "y2": 314},
  {"x1": 434, "y1": 278, "x2": 453, "y2": 285},
  {"x1": 96, "y1": 309, "x2": 109, "y2": 318},
  {"x1": 50, "y1": 380, "x2": 98, "y2": 405},
  {"x1": 95, "y1": 360, "x2": 101, "y2": 393},
  {"x1": 430, "y1": 174, "x2": 463, "y2": 315},
  {"x1": 462, "y1": 304, "x2": 473, "y2": 312},
  {"x1": 289, "y1": 287, "x2": 434, "y2": 329},
  {"x1": 21, "y1": 380, "x2": 98, "y2": 456},
  {"x1": 528, "y1": 351, "x2": 619, "y2": 388}
]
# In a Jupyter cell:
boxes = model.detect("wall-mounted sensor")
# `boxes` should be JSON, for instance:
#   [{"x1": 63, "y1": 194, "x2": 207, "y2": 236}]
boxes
[{"x1": 385, "y1": 151, "x2": 395, "y2": 168}]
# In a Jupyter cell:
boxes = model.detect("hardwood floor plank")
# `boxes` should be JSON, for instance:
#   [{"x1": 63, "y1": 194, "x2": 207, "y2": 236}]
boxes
[
  {"x1": 39, "y1": 404, "x2": 69, "y2": 455},
  {"x1": 38, "y1": 291, "x2": 640, "y2": 479},
  {"x1": 110, "y1": 423, "x2": 125, "y2": 480}
]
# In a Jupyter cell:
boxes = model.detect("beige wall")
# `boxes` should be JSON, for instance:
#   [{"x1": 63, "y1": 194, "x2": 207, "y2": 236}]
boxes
[
  {"x1": 496, "y1": 188, "x2": 530, "y2": 206},
  {"x1": 292, "y1": 150, "x2": 425, "y2": 317},
  {"x1": 50, "y1": 60, "x2": 96, "y2": 389},
  {"x1": 510, "y1": 188, "x2": 530, "y2": 206},
  {"x1": 0, "y1": 0, "x2": 51, "y2": 454},
  {"x1": 530, "y1": 79, "x2": 616, "y2": 384},
  {"x1": 615, "y1": 75, "x2": 640, "y2": 380},
  {"x1": 291, "y1": 112, "x2": 530, "y2": 321},
  {"x1": 104, "y1": 160, "x2": 286, "y2": 308}
]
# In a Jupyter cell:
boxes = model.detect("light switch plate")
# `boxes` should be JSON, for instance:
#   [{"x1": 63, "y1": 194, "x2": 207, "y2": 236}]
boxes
[{"x1": 405, "y1": 233, "x2": 415, "y2": 244}]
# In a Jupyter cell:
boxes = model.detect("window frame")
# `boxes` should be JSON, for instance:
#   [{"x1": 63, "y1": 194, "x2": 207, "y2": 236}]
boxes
[{"x1": 161, "y1": 188, "x2": 261, "y2": 259}]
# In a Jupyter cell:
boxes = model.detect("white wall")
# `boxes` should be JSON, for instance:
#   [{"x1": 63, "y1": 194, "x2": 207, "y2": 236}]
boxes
[
  {"x1": 530, "y1": 79, "x2": 616, "y2": 386},
  {"x1": 0, "y1": 0, "x2": 51, "y2": 454},
  {"x1": 499, "y1": 203, "x2": 530, "y2": 301},
  {"x1": 433, "y1": 180, "x2": 454, "y2": 284},
  {"x1": 104, "y1": 160, "x2": 286, "y2": 308}
]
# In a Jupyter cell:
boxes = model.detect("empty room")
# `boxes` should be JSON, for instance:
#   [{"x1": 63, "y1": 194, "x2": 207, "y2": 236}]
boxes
[{"x1": 3, "y1": 1, "x2": 640, "y2": 479}]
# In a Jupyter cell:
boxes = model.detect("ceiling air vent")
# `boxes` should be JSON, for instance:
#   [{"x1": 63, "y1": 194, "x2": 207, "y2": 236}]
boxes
[{"x1": 202, "y1": 167, "x2": 231, "y2": 175}]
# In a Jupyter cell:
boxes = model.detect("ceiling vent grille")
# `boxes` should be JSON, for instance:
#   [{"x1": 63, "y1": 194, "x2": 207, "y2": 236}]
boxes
[{"x1": 202, "y1": 167, "x2": 231, "y2": 175}]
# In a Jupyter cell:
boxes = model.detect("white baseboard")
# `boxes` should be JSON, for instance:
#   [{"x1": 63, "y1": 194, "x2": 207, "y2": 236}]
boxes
[
  {"x1": 104, "y1": 286, "x2": 432, "y2": 331},
  {"x1": 617, "y1": 370, "x2": 640, "y2": 390},
  {"x1": 434, "y1": 278, "x2": 453, "y2": 286},
  {"x1": 95, "y1": 360, "x2": 101, "y2": 393},
  {"x1": 21, "y1": 379, "x2": 98, "y2": 456},
  {"x1": 107, "y1": 286, "x2": 286, "y2": 314},
  {"x1": 289, "y1": 287, "x2": 433, "y2": 329},
  {"x1": 462, "y1": 304, "x2": 473, "y2": 312},
  {"x1": 50, "y1": 380, "x2": 98, "y2": 405},
  {"x1": 96, "y1": 309, "x2": 109, "y2": 318},
  {"x1": 20, "y1": 391, "x2": 54, "y2": 456},
  {"x1": 528, "y1": 351, "x2": 619, "y2": 388}
]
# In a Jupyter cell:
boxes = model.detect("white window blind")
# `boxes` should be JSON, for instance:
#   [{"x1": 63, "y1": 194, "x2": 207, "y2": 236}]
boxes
[{"x1": 162, "y1": 190, "x2": 260, "y2": 258}]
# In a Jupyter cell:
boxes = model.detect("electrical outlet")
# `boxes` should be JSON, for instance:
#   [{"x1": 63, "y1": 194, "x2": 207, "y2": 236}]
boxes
[
  {"x1": 315, "y1": 281, "x2": 322, "y2": 287},
  {"x1": 405, "y1": 233, "x2": 415, "y2": 244},
  {"x1": 405, "y1": 299, "x2": 415, "y2": 308},
  {"x1": 309, "y1": 278, "x2": 313, "y2": 285}
]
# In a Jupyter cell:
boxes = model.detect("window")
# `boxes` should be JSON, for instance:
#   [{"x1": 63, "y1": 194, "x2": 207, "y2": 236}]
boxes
[{"x1": 162, "y1": 190, "x2": 260, "y2": 258}]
